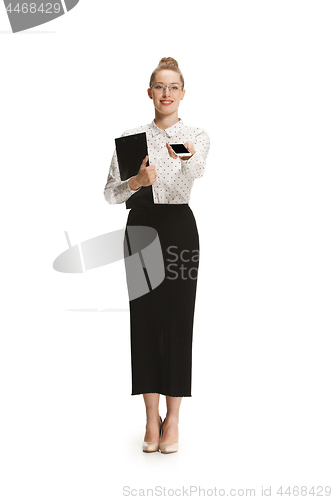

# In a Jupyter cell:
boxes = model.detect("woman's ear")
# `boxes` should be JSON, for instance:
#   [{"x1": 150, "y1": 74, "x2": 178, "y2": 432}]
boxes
[
  {"x1": 181, "y1": 89, "x2": 186, "y2": 100},
  {"x1": 147, "y1": 88, "x2": 153, "y2": 99}
]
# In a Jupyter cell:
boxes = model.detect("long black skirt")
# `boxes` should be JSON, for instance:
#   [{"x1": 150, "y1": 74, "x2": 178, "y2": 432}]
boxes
[{"x1": 124, "y1": 204, "x2": 200, "y2": 397}]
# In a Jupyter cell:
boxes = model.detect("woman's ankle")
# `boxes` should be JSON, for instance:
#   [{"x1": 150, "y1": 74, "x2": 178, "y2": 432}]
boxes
[
  {"x1": 164, "y1": 414, "x2": 179, "y2": 424},
  {"x1": 146, "y1": 413, "x2": 161, "y2": 424}
]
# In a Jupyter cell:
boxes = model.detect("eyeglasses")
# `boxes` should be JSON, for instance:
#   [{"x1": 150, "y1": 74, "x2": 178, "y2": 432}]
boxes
[{"x1": 150, "y1": 84, "x2": 183, "y2": 94}]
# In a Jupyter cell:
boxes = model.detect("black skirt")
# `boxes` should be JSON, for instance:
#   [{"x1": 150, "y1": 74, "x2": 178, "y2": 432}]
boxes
[{"x1": 124, "y1": 203, "x2": 200, "y2": 397}]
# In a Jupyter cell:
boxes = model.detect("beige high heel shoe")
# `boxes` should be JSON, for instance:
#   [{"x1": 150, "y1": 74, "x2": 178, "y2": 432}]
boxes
[
  {"x1": 142, "y1": 415, "x2": 163, "y2": 453},
  {"x1": 158, "y1": 418, "x2": 179, "y2": 454}
]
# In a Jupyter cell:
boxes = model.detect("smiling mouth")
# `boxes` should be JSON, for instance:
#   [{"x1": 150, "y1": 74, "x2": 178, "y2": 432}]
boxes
[{"x1": 160, "y1": 100, "x2": 173, "y2": 105}]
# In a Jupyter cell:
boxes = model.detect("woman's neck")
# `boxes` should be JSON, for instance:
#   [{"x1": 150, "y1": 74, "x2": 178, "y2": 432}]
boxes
[{"x1": 154, "y1": 111, "x2": 180, "y2": 131}]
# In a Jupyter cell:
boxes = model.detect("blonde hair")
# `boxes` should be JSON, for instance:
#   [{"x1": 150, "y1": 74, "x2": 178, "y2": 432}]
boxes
[{"x1": 149, "y1": 57, "x2": 184, "y2": 89}]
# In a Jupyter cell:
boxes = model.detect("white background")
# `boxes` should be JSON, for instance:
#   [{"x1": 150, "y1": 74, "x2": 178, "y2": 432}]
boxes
[{"x1": 1, "y1": 1, "x2": 332, "y2": 498}]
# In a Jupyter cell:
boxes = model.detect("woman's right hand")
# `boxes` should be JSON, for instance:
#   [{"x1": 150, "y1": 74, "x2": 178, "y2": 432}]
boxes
[{"x1": 134, "y1": 155, "x2": 158, "y2": 187}]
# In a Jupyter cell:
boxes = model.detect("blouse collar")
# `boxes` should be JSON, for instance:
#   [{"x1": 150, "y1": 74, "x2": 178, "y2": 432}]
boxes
[{"x1": 149, "y1": 118, "x2": 184, "y2": 138}]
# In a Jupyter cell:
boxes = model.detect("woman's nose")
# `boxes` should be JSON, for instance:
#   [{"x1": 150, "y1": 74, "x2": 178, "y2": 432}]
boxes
[{"x1": 163, "y1": 86, "x2": 170, "y2": 97}]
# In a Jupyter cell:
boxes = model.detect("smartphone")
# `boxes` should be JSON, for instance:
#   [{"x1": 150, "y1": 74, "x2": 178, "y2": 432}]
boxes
[{"x1": 169, "y1": 143, "x2": 192, "y2": 157}]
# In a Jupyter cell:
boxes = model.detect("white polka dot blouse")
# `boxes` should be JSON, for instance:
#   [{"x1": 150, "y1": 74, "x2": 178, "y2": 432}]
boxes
[{"x1": 104, "y1": 118, "x2": 210, "y2": 205}]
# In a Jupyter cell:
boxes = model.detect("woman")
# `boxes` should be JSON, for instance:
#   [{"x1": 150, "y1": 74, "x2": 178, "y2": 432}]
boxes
[{"x1": 104, "y1": 57, "x2": 210, "y2": 453}]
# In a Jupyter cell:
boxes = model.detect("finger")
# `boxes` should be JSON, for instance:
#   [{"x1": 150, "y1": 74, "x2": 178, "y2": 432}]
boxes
[
  {"x1": 184, "y1": 142, "x2": 193, "y2": 154},
  {"x1": 166, "y1": 143, "x2": 177, "y2": 158}
]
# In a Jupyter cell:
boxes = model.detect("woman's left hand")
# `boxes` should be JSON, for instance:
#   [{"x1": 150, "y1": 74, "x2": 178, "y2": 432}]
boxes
[{"x1": 166, "y1": 141, "x2": 196, "y2": 161}]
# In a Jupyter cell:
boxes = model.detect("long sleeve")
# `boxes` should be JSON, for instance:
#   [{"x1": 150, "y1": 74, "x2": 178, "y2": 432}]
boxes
[
  {"x1": 104, "y1": 142, "x2": 142, "y2": 205},
  {"x1": 180, "y1": 130, "x2": 210, "y2": 180}
]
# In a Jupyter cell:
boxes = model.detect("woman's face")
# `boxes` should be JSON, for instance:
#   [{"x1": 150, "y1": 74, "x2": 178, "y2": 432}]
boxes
[{"x1": 148, "y1": 69, "x2": 185, "y2": 116}]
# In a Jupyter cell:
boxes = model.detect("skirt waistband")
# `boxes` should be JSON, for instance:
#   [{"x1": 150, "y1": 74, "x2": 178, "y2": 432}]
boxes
[{"x1": 129, "y1": 203, "x2": 189, "y2": 209}]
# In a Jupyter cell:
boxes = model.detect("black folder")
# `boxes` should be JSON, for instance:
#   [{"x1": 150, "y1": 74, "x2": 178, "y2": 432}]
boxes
[
  {"x1": 114, "y1": 131, "x2": 154, "y2": 209},
  {"x1": 115, "y1": 132, "x2": 149, "y2": 180}
]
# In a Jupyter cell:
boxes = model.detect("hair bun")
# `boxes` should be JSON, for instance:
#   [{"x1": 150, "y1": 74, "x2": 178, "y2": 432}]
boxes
[
  {"x1": 149, "y1": 57, "x2": 184, "y2": 88},
  {"x1": 159, "y1": 57, "x2": 179, "y2": 68}
]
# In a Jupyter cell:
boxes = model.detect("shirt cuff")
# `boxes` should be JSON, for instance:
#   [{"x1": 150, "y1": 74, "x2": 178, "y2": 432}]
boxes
[
  {"x1": 180, "y1": 152, "x2": 196, "y2": 165},
  {"x1": 127, "y1": 177, "x2": 142, "y2": 193},
  {"x1": 180, "y1": 152, "x2": 205, "y2": 179}
]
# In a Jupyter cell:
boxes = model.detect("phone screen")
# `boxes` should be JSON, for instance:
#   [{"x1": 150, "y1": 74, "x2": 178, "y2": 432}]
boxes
[{"x1": 169, "y1": 144, "x2": 190, "y2": 154}]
